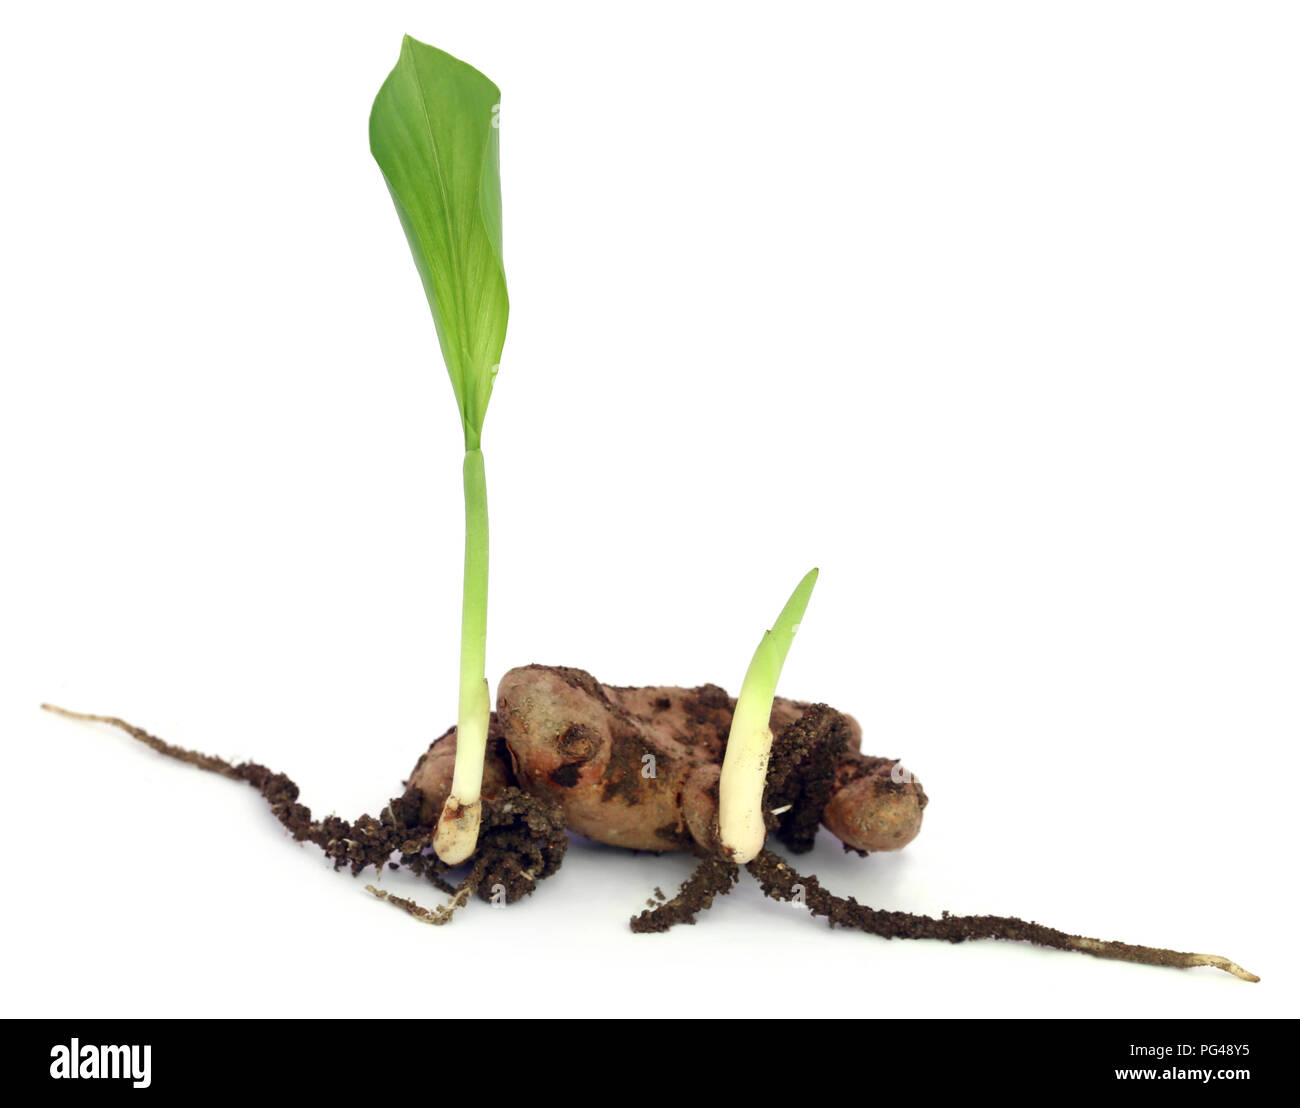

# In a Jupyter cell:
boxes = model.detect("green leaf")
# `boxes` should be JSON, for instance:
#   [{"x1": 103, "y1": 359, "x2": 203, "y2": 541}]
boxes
[
  {"x1": 370, "y1": 36, "x2": 508, "y2": 450},
  {"x1": 749, "y1": 567, "x2": 819, "y2": 702}
]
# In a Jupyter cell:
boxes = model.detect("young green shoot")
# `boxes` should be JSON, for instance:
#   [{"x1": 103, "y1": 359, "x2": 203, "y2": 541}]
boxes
[
  {"x1": 370, "y1": 36, "x2": 508, "y2": 864},
  {"x1": 718, "y1": 568, "x2": 819, "y2": 864}
]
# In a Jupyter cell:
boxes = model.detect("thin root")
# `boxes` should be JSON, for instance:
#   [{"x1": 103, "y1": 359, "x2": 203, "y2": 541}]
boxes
[
  {"x1": 746, "y1": 849, "x2": 1259, "y2": 982},
  {"x1": 630, "y1": 855, "x2": 739, "y2": 933},
  {"x1": 42, "y1": 703, "x2": 563, "y2": 919},
  {"x1": 42, "y1": 704, "x2": 244, "y2": 778},
  {"x1": 42, "y1": 702, "x2": 450, "y2": 882},
  {"x1": 366, "y1": 866, "x2": 482, "y2": 926}
]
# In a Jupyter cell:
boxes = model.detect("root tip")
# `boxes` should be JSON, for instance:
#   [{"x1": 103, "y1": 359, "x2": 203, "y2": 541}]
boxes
[{"x1": 1195, "y1": 954, "x2": 1260, "y2": 983}]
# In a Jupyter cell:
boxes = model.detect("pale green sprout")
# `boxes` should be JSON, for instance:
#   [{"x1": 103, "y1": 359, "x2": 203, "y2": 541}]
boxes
[
  {"x1": 370, "y1": 37, "x2": 507, "y2": 864},
  {"x1": 718, "y1": 568, "x2": 819, "y2": 864}
]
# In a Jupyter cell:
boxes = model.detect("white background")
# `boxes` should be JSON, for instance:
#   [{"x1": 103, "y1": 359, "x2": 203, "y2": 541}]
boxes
[{"x1": 2, "y1": 1, "x2": 1295, "y2": 1019}]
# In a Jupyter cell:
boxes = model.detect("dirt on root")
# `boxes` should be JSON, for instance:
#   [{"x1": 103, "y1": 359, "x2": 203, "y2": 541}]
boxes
[
  {"x1": 743, "y1": 850, "x2": 1257, "y2": 979},
  {"x1": 43, "y1": 703, "x2": 1257, "y2": 980},
  {"x1": 619, "y1": 843, "x2": 1257, "y2": 980},
  {"x1": 629, "y1": 855, "x2": 738, "y2": 933},
  {"x1": 471, "y1": 788, "x2": 568, "y2": 903},
  {"x1": 763, "y1": 702, "x2": 852, "y2": 854},
  {"x1": 45, "y1": 707, "x2": 565, "y2": 910}
]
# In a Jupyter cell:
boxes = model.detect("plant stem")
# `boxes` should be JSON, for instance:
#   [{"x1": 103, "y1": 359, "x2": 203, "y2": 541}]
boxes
[
  {"x1": 719, "y1": 568, "x2": 818, "y2": 864},
  {"x1": 434, "y1": 447, "x2": 491, "y2": 863}
]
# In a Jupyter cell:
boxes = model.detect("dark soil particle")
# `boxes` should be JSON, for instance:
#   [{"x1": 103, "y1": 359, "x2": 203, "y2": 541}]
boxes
[
  {"x1": 472, "y1": 788, "x2": 568, "y2": 903},
  {"x1": 368, "y1": 786, "x2": 567, "y2": 924},
  {"x1": 599, "y1": 724, "x2": 659, "y2": 805},
  {"x1": 629, "y1": 855, "x2": 739, "y2": 933},
  {"x1": 743, "y1": 850, "x2": 1259, "y2": 979},
  {"x1": 686, "y1": 684, "x2": 730, "y2": 726},
  {"x1": 764, "y1": 703, "x2": 851, "y2": 854},
  {"x1": 44, "y1": 706, "x2": 565, "y2": 917}
]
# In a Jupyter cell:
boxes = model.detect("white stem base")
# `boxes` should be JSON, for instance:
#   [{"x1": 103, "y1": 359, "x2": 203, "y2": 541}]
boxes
[
  {"x1": 433, "y1": 796, "x2": 482, "y2": 865},
  {"x1": 718, "y1": 727, "x2": 772, "y2": 865}
]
